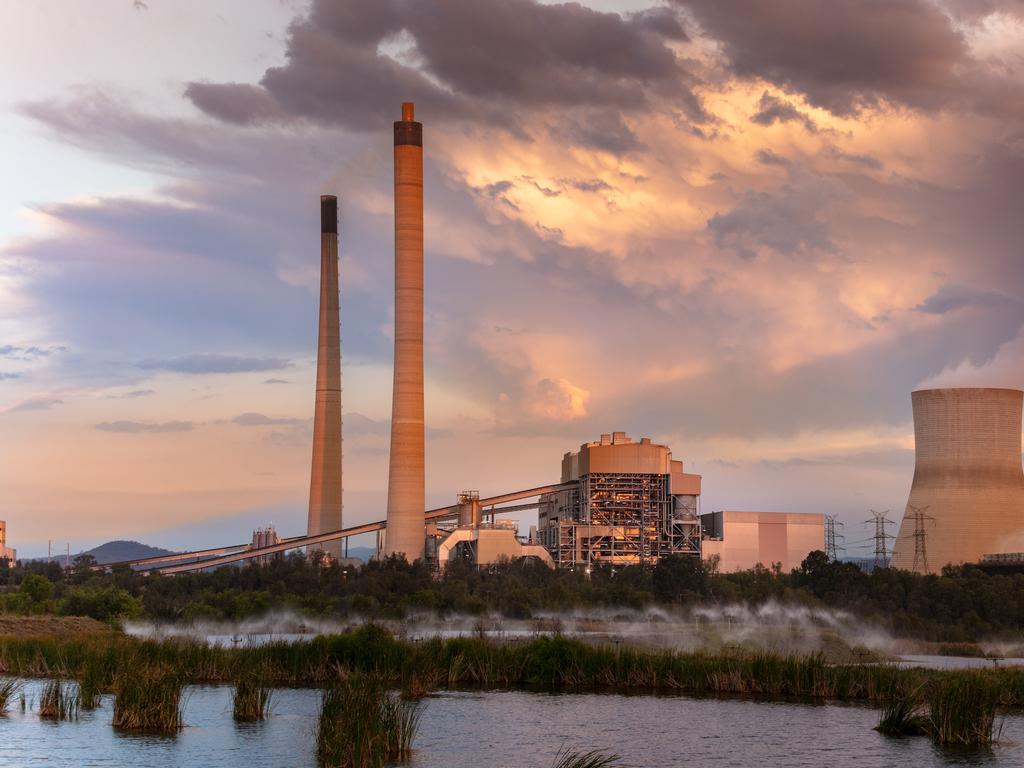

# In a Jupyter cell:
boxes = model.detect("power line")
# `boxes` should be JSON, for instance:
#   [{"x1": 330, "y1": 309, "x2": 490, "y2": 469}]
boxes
[
  {"x1": 864, "y1": 510, "x2": 895, "y2": 569},
  {"x1": 825, "y1": 515, "x2": 845, "y2": 561},
  {"x1": 906, "y1": 504, "x2": 935, "y2": 574}
]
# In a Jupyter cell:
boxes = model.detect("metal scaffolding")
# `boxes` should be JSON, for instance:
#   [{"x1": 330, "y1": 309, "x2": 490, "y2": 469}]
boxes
[{"x1": 542, "y1": 473, "x2": 700, "y2": 568}]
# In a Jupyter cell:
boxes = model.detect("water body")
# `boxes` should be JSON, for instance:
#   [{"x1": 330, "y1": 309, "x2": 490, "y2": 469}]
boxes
[{"x1": 2, "y1": 679, "x2": 1022, "y2": 767}]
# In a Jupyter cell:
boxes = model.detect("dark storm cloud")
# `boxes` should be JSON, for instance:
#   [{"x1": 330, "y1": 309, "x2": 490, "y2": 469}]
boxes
[
  {"x1": 707, "y1": 173, "x2": 844, "y2": 259},
  {"x1": 138, "y1": 354, "x2": 289, "y2": 374},
  {"x1": 95, "y1": 420, "x2": 193, "y2": 433},
  {"x1": 914, "y1": 283, "x2": 1010, "y2": 315},
  {"x1": 547, "y1": 110, "x2": 643, "y2": 154},
  {"x1": 186, "y1": 0, "x2": 705, "y2": 134},
  {"x1": 680, "y1": 0, "x2": 1013, "y2": 117},
  {"x1": 750, "y1": 92, "x2": 816, "y2": 131}
]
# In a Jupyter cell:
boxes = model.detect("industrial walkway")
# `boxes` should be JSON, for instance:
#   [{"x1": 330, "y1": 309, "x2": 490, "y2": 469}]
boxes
[{"x1": 97, "y1": 483, "x2": 572, "y2": 575}]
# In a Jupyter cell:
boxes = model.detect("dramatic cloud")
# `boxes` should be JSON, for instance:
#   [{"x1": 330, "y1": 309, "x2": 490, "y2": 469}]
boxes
[
  {"x1": 138, "y1": 355, "x2": 289, "y2": 374},
  {"x1": 683, "y1": 0, "x2": 968, "y2": 115},
  {"x1": 95, "y1": 420, "x2": 193, "y2": 433},
  {"x1": 185, "y1": 0, "x2": 705, "y2": 135}
]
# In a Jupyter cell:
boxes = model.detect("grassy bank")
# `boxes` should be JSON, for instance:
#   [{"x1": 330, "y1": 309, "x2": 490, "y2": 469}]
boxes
[{"x1": 1, "y1": 625, "x2": 1023, "y2": 708}]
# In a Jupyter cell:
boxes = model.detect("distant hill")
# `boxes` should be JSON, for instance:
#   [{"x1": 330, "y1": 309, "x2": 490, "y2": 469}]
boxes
[{"x1": 80, "y1": 540, "x2": 175, "y2": 565}]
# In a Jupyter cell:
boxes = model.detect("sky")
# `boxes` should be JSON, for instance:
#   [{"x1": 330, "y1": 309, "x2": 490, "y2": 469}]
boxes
[{"x1": 2, "y1": 0, "x2": 1024, "y2": 559}]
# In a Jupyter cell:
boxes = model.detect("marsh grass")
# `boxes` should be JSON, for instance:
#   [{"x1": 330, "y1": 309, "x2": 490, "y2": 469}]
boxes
[
  {"x1": 0, "y1": 678, "x2": 22, "y2": 712},
  {"x1": 39, "y1": 679, "x2": 79, "y2": 721},
  {"x1": 316, "y1": 674, "x2": 421, "y2": 767},
  {"x1": 551, "y1": 748, "x2": 623, "y2": 768},
  {"x1": 927, "y1": 673, "x2": 1003, "y2": 746},
  {"x1": 875, "y1": 685, "x2": 928, "y2": 737},
  {"x1": 232, "y1": 672, "x2": 273, "y2": 722},
  {"x1": 112, "y1": 665, "x2": 183, "y2": 732},
  {"x1": 77, "y1": 659, "x2": 104, "y2": 710}
]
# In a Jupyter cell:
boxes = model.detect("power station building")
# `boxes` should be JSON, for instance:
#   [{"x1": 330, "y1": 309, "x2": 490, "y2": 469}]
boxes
[
  {"x1": 890, "y1": 388, "x2": 1024, "y2": 574},
  {"x1": 700, "y1": 511, "x2": 825, "y2": 573},
  {"x1": 0, "y1": 520, "x2": 15, "y2": 563},
  {"x1": 537, "y1": 432, "x2": 702, "y2": 568}
]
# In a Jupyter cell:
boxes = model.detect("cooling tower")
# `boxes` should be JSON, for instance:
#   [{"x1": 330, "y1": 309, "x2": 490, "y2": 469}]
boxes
[
  {"x1": 306, "y1": 195, "x2": 343, "y2": 558},
  {"x1": 384, "y1": 102, "x2": 425, "y2": 560},
  {"x1": 890, "y1": 388, "x2": 1024, "y2": 573}
]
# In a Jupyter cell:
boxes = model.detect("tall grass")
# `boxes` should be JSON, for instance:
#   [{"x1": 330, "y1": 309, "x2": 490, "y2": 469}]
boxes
[
  {"x1": 112, "y1": 665, "x2": 183, "y2": 731},
  {"x1": 77, "y1": 658, "x2": 104, "y2": 710},
  {"x1": 39, "y1": 679, "x2": 79, "y2": 721},
  {"x1": 316, "y1": 674, "x2": 421, "y2": 768},
  {"x1": 4, "y1": 627, "x2": 1024, "y2": 713},
  {"x1": 927, "y1": 673, "x2": 1003, "y2": 746},
  {"x1": 551, "y1": 748, "x2": 622, "y2": 767},
  {"x1": 0, "y1": 678, "x2": 22, "y2": 713},
  {"x1": 232, "y1": 672, "x2": 273, "y2": 722},
  {"x1": 875, "y1": 685, "x2": 927, "y2": 737}
]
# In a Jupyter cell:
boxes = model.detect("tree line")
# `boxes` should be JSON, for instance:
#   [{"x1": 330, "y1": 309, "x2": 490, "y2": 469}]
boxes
[{"x1": 1, "y1": 550, "x2": 1023, "y2": 642}]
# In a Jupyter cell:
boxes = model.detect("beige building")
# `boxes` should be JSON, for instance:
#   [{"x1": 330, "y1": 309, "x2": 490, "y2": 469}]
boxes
[
  {"x1": 700, "y1": 511, "x2": 825, "y2": 573},
  {"x1": 538, "y1": 432, "x2": 702, "y2": 568},
  {"x1": 0, "y1": 520, "x2": 16, "y2": 563},
  {"x1": 890, "y1": 388, "x2": 1024, "y2": 573}
]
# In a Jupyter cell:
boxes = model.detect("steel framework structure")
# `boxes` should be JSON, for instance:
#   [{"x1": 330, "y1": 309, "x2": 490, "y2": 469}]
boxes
[{"x1": 543, "y1": 473, "x2": 699, "y2": 568}]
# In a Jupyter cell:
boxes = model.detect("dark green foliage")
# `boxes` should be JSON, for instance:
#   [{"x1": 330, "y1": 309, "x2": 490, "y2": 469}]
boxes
[
  {"x1": 112, "y1": 664, "x2": 183, "y2": 731},
  {"x1": 317, "y1": 674, "x2": 421, "y2": 767},
  {"x1": 5, "y1": 550, "x2": 1024, "y2": 642}
]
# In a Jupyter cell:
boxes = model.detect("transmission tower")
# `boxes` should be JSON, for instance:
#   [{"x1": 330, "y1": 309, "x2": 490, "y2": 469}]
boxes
[
  {"x1": 824, "y1": 515, "x2": 845, "y2": 562},
  {"x1": 906, "y1": 505, "x2": 935, "y2": 574},
  {"x1": 865, "y1": 510, "x2": 894, "y2": 569}
]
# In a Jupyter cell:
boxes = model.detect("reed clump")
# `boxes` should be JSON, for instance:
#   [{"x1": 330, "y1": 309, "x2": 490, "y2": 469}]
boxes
[
  {"x1": 232, "y1": 671, "x2": 273, "y2": 722},
  {"x1": 926, "y1": 673, "x2": 1003, "y2": 746},
  {"x1": 111, "y1": 664, "x2": 183, "y2": 732},
  {"x1": 316, "y1": 674, "x2": 421, "y2": 768},
  {"x1": 39, "y1": 679, "x2": 79, "y2": 721},
  {"x1": 875, "y1": 684, "x2": 928, "y2": 737},
  {"x1": 77, "y1": 658, "x2": 105, "y2": 710},
  {"x1": 0, "y1": 678, "x2": 22, "y2": 713},
  {"x1": 551, "y1": 748, "x2": 622, "y2": 768}
]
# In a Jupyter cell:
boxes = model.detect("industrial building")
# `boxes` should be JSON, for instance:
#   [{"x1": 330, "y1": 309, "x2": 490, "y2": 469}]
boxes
[
  {"x1": 0, "y1": 520, "x2": 15, "y2": 563},
  {"x1": 700, "y1": 511, "x2": 825, "y2": 573},
  {"x1": 537, "y1": 432, "x2": 702, "y2": 568},
  {"x1": 890, "y1": 388, "x2": 1024, "y2": 574},
  {"x1": 249, "y1": 526, "x2": 281, "y2": 565}
]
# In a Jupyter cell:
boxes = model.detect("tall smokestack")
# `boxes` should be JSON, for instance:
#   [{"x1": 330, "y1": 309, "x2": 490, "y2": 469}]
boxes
[
  {"x1": 307, "y1": 194, "x2": 343, "y2": 558},
  {"x1": 384, "y1": 102, "x2": 425, "y2": 560}
]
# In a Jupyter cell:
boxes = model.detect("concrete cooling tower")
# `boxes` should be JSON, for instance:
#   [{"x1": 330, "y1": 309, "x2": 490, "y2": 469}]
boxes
[{"x1": 890, "y1": 388, "x2": 1024, "y2": 573}]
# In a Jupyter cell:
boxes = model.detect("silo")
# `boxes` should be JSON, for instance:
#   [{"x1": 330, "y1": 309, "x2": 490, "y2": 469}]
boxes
[{"x1": 890, "y1": 388, "x2": 1024, "y2": 573}]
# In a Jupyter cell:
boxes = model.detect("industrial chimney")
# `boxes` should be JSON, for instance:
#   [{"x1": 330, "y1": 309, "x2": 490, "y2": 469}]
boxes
[
  {"x1": 890, "y1": 388, "x2": 1024, "y2": 573},
  {"x1": 384, "y1": 102, "x2": 425, "y2": 560},
  {"x1": 307, "y1": 194, "x2": 343, "y2": 558}
]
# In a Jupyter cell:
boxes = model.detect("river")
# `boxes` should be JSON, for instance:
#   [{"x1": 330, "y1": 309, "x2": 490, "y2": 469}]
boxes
[{"x1": 1, "y1": 678, "x2": 1021, "y2": 767}]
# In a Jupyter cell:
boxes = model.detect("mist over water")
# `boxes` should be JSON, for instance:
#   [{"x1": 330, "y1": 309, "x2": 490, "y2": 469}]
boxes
[{"x1": 123, "y1": 600, "x2": 901, "y2": 658}]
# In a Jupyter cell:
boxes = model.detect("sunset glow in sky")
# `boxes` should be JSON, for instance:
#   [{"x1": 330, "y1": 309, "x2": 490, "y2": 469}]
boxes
[{"x1": 3, "y1": 0, "x2": 1024, "y2": 557}]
